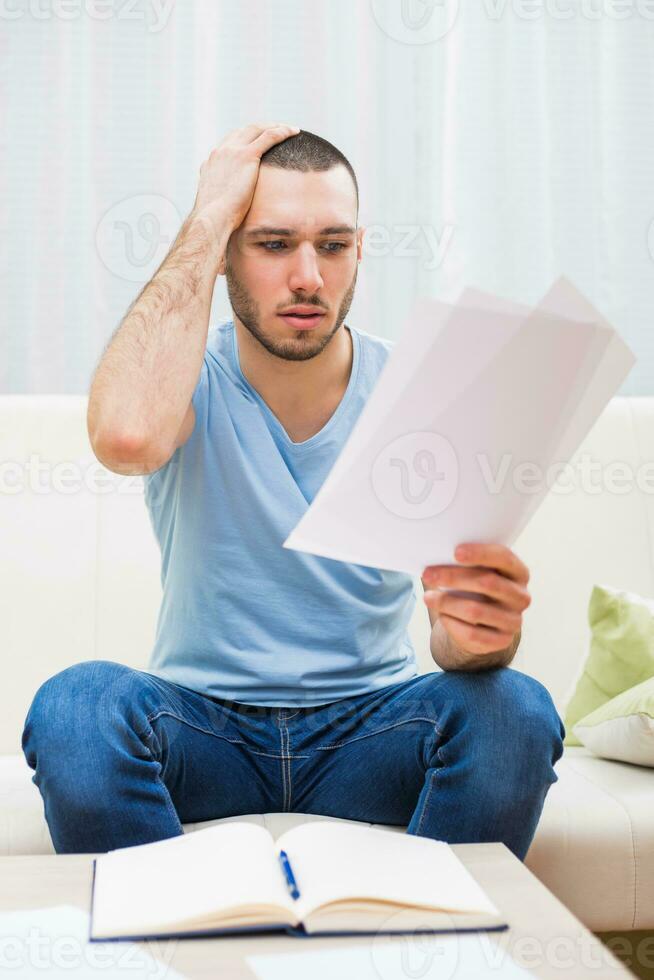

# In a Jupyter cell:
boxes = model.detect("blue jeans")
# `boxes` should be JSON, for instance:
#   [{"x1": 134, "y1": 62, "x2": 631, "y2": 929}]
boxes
[{"x1": 22, "y1": 660, "x2": 565, "y2": 860}]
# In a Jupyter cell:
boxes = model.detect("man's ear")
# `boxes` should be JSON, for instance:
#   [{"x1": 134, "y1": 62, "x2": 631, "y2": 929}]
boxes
[
  {"x1": 217, "y1": 236, "x2": 231, "y2": 276},
  {"x1": 357, "y1": 225, "x2": 365, "y2": 262}
]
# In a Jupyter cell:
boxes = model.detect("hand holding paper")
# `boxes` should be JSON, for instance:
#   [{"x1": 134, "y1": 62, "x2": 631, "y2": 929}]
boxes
[{"x1": 422, "y1": 541, "x2": 531, "y2": 658}]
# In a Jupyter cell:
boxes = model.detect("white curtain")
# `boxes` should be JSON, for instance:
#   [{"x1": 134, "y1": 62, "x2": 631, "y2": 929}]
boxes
[{"x1": 2, "y1": 0, "x2": 653, "y2": 395}]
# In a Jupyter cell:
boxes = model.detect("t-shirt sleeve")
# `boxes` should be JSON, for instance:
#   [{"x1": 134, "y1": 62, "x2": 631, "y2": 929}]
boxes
[{"x1": 190, "y1": 353, "x2": 210, "y2": 430}]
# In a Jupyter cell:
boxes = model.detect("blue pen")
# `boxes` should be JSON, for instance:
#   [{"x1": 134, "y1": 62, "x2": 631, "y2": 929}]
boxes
[{"x1": 279, "y1": 849, "x2": 301, "y2": 900}]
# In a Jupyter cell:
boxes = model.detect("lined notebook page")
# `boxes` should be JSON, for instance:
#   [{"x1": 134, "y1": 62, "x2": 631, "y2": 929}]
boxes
[
  {"x1": 276, "y1": 823, "x2": 500, "y2": 918},
  {"x1": 92, "y1": 823, "x2": 295, "y2": 938}
]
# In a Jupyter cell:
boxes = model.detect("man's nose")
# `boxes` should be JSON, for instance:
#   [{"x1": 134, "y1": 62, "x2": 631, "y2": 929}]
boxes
[{"x1": 288, "y1": 243, "x2": 324, "y2": 293}]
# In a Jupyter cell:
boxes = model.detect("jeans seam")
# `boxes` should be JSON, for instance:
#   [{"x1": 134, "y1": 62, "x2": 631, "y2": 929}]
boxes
[
  {"x1": 140, "y1": 713, "x2": 312, "y2": 760},
  {"x1": 415, "y1": 730, "x2": 446, "y2": 836},
  {"x1": 279, "y1": 715, "x2": 291, "y2": 811},
  {"x1": 415, "y1": 769, "x2": 437, "y2": 837},
  {"x1": 139, "y1": 710, "x2": 247, "y2": 746},
  {"x1": 314, "y1": 717, "x2": 441, "y2": 751},
  {"x1": 139, "y1": 723, "x2": 185, "y2": 833}
]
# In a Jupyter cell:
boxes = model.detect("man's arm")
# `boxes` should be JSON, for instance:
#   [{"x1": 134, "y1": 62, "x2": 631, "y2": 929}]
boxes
[
  {"x1": 87, "y1": 122, "x2": 300, "y2": 476},
  {"x1": 87, "y1": 211, "x2": 230, "y2": 475}
]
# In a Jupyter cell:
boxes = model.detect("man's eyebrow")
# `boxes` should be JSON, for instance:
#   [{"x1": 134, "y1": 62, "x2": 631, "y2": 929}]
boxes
[{"x1": 243, "y1": 225, "x2": 356, "y2": 238}]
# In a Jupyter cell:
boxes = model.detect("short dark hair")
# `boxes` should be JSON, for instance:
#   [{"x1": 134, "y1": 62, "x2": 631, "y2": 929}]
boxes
[{"x1": 260, "y1": 129, "x2": 359, "y2": 220}]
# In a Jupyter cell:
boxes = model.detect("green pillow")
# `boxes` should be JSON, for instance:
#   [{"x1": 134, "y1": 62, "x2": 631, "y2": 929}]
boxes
[
  {"x1": 563, "y1": 584, "x2": 654, "y2": 747},
  {"x1": 573, "y1": 676, "x2": 654, "y2": 766}
]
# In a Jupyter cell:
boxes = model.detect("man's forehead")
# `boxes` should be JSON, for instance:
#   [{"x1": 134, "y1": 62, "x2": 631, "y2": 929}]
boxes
[{"x1": 243, "y1": 165, "x2": 357, "y2": 234}]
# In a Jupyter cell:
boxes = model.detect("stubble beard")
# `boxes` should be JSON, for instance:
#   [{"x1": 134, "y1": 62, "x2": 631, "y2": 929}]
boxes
[{"x1": 224, "y1": 253, "x2": 358, "y2": 363}]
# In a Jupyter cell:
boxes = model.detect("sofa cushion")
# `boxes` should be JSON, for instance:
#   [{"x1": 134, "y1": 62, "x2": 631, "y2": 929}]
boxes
[
  {"x1": 3, "y1": 749, "x2": 652, "y2": 931},
  {"x1": 523, "y1": 747, "x2": 654, "y2": 931},
  {"x1": 563, "y1": 584, "x2": 654, "y2": 746}
]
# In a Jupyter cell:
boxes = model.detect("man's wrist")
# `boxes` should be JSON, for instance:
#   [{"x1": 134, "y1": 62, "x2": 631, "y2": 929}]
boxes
[
  {"x1": 176, "y1": 209, "x2": 233, "y2": 276},
  {"x1": 429, "y1": 619, "x2": 520, "y2": 672}
]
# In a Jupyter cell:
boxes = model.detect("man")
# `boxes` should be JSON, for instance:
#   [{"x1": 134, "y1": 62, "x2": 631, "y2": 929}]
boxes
[{"x1": 22, "y1": 123, "x2": 565, "y2": 858}]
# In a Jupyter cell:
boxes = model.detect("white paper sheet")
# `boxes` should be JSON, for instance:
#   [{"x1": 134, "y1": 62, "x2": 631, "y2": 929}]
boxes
[
  {"x1": 283, "y1": 277, "x2": 636, "y2": 574},
  {"x1": 247, "y1": 932, "x2": 538, "y2": 980}
]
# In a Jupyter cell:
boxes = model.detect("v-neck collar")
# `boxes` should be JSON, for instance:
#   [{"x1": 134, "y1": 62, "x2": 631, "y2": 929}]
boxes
[{"x1": 230, "y1": 322, "x2": 361, "y2": 452}]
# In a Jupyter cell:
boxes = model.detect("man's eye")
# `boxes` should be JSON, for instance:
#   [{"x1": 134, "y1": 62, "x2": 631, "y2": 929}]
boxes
[{"x1": 258, "y1": 241, "x2": 347, "y2": 253}]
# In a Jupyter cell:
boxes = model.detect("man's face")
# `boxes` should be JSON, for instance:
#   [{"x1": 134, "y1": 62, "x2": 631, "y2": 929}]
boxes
[{"x1": 220, "y1": 164, "x2": 364, "y2": 362}]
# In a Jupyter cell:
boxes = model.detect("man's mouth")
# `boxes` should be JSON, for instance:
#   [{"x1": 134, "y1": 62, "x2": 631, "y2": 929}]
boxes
[{"x1": 277, "y1": 312, "x2": 326, "y2": 329}]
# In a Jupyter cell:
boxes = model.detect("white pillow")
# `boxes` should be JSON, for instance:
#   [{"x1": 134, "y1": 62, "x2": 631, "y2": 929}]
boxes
[{"x1": 573, "y1": 676, "x2": 654, "y2": 767}]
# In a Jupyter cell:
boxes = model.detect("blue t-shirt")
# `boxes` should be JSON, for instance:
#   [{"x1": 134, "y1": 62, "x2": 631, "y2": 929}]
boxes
[{"x1": 143, "y1": 319, "x2": 418, "y2": 707}]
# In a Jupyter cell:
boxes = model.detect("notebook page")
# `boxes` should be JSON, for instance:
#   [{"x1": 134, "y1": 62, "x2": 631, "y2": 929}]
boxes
[
  {"x1": 92, "y1": 823, "x2": 296, "y2": 939},
  {"x1": 276, "y1": 823, "x2": 499, "y2": 918}
]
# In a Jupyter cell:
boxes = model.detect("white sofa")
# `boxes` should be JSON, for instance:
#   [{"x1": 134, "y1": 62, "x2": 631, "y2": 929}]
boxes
[{"x1": 2, "y1": 394, "x2": 653, "y2": 933}]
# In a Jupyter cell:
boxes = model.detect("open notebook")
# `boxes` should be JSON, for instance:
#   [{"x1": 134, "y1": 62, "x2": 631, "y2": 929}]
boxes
[{"x1": 89, "y1": 821, "x2": 507, "y2": 941}]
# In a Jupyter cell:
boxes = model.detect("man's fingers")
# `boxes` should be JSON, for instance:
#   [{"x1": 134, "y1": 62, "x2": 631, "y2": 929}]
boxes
[
  {"x1": 438, "y1": 613, "x2": 516, "y2": 656},
  {"x1": 425, "y1": 590, "x2": 522, "y2": 633},
  {"x1": 249, "y1": 125, "x2": 300, "y2": 153},
  {"x1": 229, "y1": 122, "x2": 299, "y2": 146},
  {"x1": 227, "y1": 123, "x2": 270, "y2": 142},
  {"x1": 453, "y1": 543, "x2": 530, "y2": 584},
  {"x1": 423, "y1": 566, "x2": 531, "y2": 610}
]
